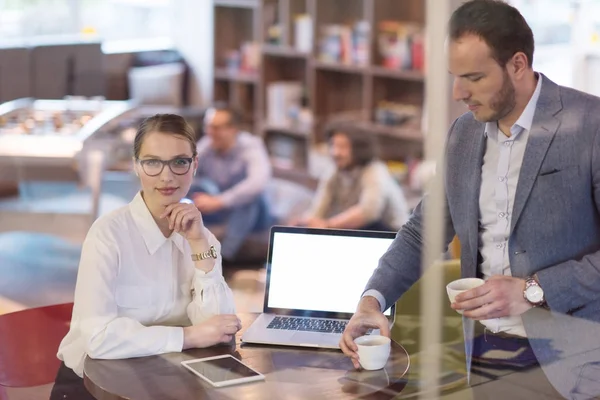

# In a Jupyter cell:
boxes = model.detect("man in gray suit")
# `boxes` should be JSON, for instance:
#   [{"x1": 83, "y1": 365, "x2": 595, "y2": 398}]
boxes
[{"x1": 341, "y1": 0, "x2": 600, "y2": 396}]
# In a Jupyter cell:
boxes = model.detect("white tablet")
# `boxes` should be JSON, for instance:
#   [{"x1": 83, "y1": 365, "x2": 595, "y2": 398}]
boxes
[{"x1": 181, "y1": 354, "x2": 265, "y2": 387}]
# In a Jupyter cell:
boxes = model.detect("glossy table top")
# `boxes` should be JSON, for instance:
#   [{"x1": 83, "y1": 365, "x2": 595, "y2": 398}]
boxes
[{"x1": 84, "y1": 313, "x2": 410, "y2": 400}]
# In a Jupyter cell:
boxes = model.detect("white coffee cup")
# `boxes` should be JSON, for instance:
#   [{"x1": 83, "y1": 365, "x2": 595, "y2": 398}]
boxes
[
  {"x1": 355, "y1": 335, "x2": 391, "y2": 370},
  {"x1": 446, "y1": 278, "x2": 485, "y2": 314}
]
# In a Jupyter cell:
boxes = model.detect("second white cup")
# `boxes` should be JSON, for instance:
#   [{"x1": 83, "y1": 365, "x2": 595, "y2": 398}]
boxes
[
  {"x1": 355, "y1": 335, "x2": 391, "y2": 370},
  {"x1": 446, "y1": 278, "x2": 485, "y2": 314}
]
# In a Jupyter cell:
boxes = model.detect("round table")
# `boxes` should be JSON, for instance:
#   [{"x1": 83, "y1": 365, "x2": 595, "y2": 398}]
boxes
[{"x1": 83, "y1": 313, "x2": 410, "y2": 400}]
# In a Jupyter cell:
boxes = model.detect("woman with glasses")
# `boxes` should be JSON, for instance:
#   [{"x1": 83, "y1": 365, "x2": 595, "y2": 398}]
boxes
[{"x1": 51, "y1": 114, "x2": 239, "y2": 399}]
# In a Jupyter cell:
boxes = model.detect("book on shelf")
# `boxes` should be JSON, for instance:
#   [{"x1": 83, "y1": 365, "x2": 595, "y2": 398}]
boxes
[
  {"x1": 266, "y1": 81, "x2": 303, "y2": 128},
  {"x1": 377, "y1": 21, "x2": 425, "y2": 71},
  {"x1": 294, "y1": 14, "x2": 313, "y2": 53},
  {"x1": 318, "y1": 21, "x2": 370, "y2": 66}
]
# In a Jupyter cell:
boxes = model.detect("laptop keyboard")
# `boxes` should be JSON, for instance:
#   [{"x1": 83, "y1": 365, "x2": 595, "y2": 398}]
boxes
[{"x1": 267, "y1": 316, "x2": 347, "y2": 334}]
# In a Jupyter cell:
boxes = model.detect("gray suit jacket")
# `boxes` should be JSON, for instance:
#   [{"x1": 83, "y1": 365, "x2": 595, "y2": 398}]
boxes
[{"x1": 366, "y1": 73, "x2": 600, "y2": 324}]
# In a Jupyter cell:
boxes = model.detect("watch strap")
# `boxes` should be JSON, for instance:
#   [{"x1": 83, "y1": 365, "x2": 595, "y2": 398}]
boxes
[{"x1": 191, "y1": 245, "x2": 218, "y2": 261}]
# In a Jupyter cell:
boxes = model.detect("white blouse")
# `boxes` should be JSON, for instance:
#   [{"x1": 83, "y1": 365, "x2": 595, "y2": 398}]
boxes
[{"x1": 57, "y1": 192, "x2": 236, "y2": 377}]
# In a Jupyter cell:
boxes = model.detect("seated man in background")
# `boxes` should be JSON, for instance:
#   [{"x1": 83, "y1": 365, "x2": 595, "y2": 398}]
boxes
[
  {"x1": 188, "y1": 103, "x2": 273, "y2": 261},
  {"x1": 292, "y1": 125, "x2": 409, "y2": 231}
]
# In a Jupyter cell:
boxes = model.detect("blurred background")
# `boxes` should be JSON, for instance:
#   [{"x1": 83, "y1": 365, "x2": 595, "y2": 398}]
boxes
[{"x1": 0, "y1": 0, "x2": 598, "y2": 398}]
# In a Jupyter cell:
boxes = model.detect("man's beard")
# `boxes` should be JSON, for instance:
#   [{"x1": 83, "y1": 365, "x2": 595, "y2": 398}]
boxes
[
  {"x1": 334, "y1": 158, "x2": 351, "y2": 170},
  {"x1": 482, "y1": 70, "x2": 516, "y2": 122}
]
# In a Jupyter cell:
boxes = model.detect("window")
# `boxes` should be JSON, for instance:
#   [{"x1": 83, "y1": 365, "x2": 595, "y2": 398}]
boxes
[
  {"x1": 80, "y1": 0, "x2": 173, "y2": 42},
  {"x1": 0, "y1": 0, "x2": 76, "y2": 40},
  {"x1": 510, "y1": 0, "x2": 576, "y2": 87},
  {"x1": 584, "y1": 0, "x2": 600, "y2": 48},
  {"x1": 0, "y1": 0, "x2": 173, "y2": 46}
]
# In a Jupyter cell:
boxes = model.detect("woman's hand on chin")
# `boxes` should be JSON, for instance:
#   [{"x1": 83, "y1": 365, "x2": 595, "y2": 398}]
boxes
[
  {"x1": 160, "y1": 202, "x2": 207, "y2": 242},
  {"x1": 182, "y1": 315, "x2": 242, "y2": 349}
]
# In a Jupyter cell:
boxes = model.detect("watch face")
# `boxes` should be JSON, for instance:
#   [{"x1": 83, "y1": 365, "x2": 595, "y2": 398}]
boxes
[{"x1": 526, "y1": 285, "x2": 544, "y2": 303}]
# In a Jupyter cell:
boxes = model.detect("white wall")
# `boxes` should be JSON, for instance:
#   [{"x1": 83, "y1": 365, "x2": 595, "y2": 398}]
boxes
[{"x1": 171, "y1": 0, "x2": 214, "y2": 106}]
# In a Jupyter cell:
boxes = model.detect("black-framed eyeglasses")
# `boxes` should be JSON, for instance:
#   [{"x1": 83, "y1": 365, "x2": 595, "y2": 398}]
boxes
[{"x1": 136, "y1": 157, "x2": 193, "y2": 177}]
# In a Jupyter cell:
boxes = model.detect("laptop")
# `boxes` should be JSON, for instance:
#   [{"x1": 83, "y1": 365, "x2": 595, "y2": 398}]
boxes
[{"x1": 241, "y1": 226, "x2": 396, "y2": 349}]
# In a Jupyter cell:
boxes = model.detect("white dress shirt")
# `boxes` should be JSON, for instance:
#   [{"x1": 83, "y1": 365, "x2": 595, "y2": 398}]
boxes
[
  {"x1": 363, "y1": 75, "x2": 543, "y2": 336},
  {"x1": 478, "y1": 74, "x2": 543, "y2": 337},
  {"x1": 57, "y1": 192, "x2": 236, "y2": 377}
]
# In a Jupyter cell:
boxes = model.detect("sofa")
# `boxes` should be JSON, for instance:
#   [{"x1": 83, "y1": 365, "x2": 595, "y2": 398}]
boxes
[{"x1": 209, "y1": 171, "x2": 317, "y2": 264}]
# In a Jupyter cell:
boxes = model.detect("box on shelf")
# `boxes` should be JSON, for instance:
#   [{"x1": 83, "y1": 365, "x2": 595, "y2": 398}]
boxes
[
  {"x1": 294, "y1": 14, "x2": 313, "y2": 53},
  {"x1": 318, "y1": 21, "x2": 370, "y2": 66},
  {"x1": 375, "y1": 101, "x2": 420, "y2": 127},
  {"x1": 266, "y1": 81, "x2": 303, "y2": 127},
  {"x1": 378, "y1": 21, "x2": 424, "y2": 71},
  {"x1": 241, "y1": 42, "x2": 261, "y2": 71},
  {"x1": 224, "y1": 41, "x2": 261, "y2": 74}
]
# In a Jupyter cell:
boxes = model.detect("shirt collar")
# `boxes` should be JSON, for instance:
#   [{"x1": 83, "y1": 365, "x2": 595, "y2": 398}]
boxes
[
  {"x1": 484, "y1": 73, "x2": 543, "y2": 139},
  {"x1": 129, "y1": 192, "x2": 186, "y2": 255}
]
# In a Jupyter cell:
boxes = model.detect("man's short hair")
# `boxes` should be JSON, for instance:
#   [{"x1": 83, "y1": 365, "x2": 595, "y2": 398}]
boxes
[
  {"x1": 206, "y1": 102, "x2": 243, "y2": 127},
  {"x1": 449, "y1": 0, "x2": 535, "y2": 67}
]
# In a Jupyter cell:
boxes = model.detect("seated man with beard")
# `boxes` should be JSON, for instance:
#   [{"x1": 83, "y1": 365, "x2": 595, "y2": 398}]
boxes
[{"x1": 293, "y1": 125, "x2": 409, "y2": 232}]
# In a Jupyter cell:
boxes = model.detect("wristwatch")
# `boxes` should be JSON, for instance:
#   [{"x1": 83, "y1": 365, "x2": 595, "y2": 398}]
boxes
[
  {"x1": 523, "y1": 276, "x2": 545, "y2": 307},
  {"x1": 191, "y1": 246, "x2": 218, "y2": 261}
]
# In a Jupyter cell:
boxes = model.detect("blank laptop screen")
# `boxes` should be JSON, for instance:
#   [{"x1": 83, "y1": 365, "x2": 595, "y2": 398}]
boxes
[{"x1": 266, "y1": 231, "x2": 394, "y2": 316}]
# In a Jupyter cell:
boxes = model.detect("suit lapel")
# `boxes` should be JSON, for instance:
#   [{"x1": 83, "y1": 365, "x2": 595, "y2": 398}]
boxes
[
  {"x1": 510, "y1": 75, "x2": 563, "y2": 233},
  {"x1": 466, "y1": 127, "x2": 486, "y2": 273}
]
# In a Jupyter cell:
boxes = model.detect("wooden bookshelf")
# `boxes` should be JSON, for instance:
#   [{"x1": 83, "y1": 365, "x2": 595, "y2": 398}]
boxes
[
  {"x1": 214, "y1": 67, "x2": 259, "y2": 83},
  {"x1": 357, "y1": 121, "x2": 423, "y2": 142},
  {"x1": 212, "y1": 0, "x2": 427, "y2": 171},
  {"x1": 313, "y1": 60, "x2": 368, "y2": 75},
  {"x1": 262, "y1": 44, "x2": 309, "y2": 58},
  {"x1": 369, "y1": 65, "x2": 424, "y2": 81}
]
